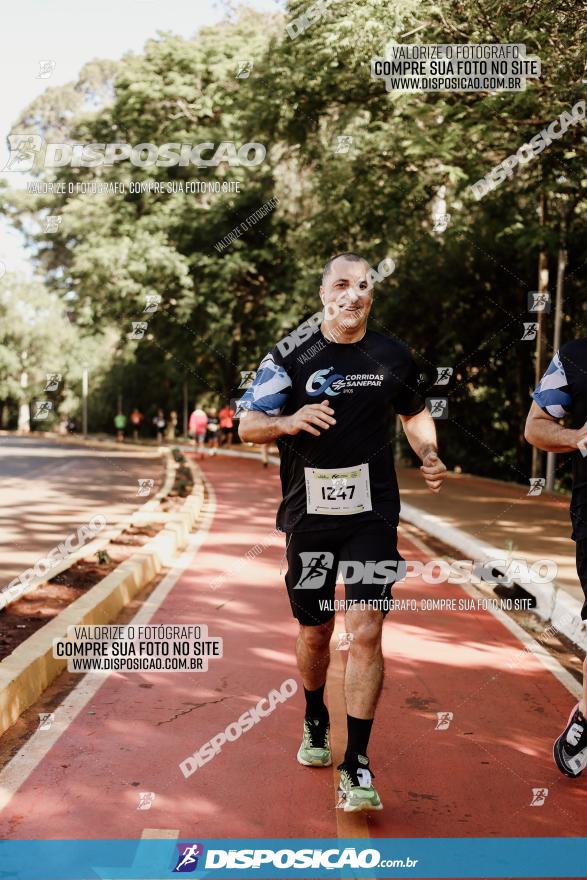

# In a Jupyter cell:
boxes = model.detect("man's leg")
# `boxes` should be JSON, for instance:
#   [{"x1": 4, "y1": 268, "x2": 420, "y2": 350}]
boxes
[
  {"x1": 294, "y1": 619, "x2": 335, "y2": 766},
  {"x1": 297, "y1": 618, "x2": 335, "y2": 718},
  {"x1": 297, "y1": 619, "x2": 334, "y2": 691},
  {"x1": 285, "y1": 529, "x2": 340, "y2": 768},
  {"x1": 342, "y1": 608, "x2": 384, "y2": 764}
]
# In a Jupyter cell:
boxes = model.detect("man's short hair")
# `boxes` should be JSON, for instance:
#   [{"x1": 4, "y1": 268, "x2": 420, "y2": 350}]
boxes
[{"x1": 321, "y1": 252, "x2": 368, "y2": 285}]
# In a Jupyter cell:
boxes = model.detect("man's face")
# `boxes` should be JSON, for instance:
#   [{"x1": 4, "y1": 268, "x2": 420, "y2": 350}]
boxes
[{"x1": 320, "y1": 257, "x2": 373, "y2": 331}]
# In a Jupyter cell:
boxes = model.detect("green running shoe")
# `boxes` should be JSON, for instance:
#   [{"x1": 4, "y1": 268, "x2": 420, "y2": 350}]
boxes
[
  {"x1": 337, "y1": 757, "x2": 382, "y2": 812},
  {"x1": 297, "y1": 718, "x2": 332, "y2": 767}
]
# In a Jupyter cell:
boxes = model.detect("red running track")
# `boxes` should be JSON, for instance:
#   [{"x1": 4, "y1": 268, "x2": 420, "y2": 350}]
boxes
[{"x1": 0, "y1": 455, "x2": 585, "y2": 841}]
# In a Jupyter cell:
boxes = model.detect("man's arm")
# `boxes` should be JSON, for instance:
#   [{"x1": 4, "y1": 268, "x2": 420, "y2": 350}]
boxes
[
  {"x1": 524, "y1": 401, "x2": 586, "y2": 452},
  {"x1": 399, "y1": 408, "x2": 447, "y2": 494},
  {"x1": 238, "y1": 410, "x2": 291, "y2": 444},
  {"x1": 239, "y1": 401, "x2": 336, "y2": 444}
]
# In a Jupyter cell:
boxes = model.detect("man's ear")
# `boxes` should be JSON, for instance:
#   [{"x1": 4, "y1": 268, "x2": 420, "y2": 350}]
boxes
[{"x1": 319, "y1": 285, "x2": 325, "y2": 305}]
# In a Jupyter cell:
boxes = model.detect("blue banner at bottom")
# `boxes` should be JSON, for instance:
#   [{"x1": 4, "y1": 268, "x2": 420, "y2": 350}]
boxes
[{"x1": 0, "y1": 837, "x2": 583, "y2": 879}]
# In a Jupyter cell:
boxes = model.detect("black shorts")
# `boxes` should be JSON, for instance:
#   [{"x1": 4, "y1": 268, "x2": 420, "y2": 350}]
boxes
[
  {"x1": 575, "y1": 539, "x2": 587, "y2": 620},
  {"x1": 284, "y1": 520, "x2": 405, "y2": 626}
]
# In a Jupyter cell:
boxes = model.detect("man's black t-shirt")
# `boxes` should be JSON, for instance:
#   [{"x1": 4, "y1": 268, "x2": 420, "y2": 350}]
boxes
[
  {"x1": 242, "y1": 326, "x2": 425, "y2": 532},
  {"x1": 533, "y1": 338, "x2": 587, "y2": 539}
]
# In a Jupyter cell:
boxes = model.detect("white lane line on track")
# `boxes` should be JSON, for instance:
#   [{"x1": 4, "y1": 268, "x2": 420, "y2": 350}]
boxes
[
  {"x1": 0, "y1": 475, "x2": 216, "y2": 813},
  {"x1": 402, "y1": 526, "x2": 582, "y2": 700},
  {"x1": 141, "y1": 829, "x2": 179, "y2": 839}
]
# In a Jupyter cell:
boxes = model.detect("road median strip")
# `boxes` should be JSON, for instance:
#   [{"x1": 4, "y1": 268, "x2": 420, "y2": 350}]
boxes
[{"x1": 0, "y1": 461, "x2": 205, "y2": 736}]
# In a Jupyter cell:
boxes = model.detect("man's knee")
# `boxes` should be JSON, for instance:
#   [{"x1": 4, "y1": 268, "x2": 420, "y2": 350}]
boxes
[
  {"x1": 345, "y1": 611, "x2": 383, "y2": 652},
  {"x1": 299, "y1": 619, "x2": 334, "y2": 652}
]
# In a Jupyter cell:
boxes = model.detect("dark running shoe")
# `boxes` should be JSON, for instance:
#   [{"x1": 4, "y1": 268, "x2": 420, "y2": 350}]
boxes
[{"x1": 553, "y1": 704, "x2": 587, "y2": 778}]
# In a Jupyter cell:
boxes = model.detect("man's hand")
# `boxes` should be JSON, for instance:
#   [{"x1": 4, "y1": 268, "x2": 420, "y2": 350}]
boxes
[
  {"x1": 283, "y1": 401, "x2": 336, "y2": 437},
  {"x1": 420, "y1": 450, "x2": 447, "y2": 494}
]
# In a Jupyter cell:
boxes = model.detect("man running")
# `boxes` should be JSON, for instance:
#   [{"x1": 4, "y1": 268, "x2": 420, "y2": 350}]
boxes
[
  {"x1": 525, "y1": 340, "x2": 587, "y2": 778},
  {"x1": 239, "y1": 252, "x2": 446, "y2": 811}
]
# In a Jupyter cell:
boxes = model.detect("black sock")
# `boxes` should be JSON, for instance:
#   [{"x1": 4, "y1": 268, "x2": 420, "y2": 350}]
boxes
[
  {"x1": 304, "y1": 684, "x2": 328, "y2": 722},
  {"x1": 344, "y1": 715, "x2": 373, "y2": 765}
]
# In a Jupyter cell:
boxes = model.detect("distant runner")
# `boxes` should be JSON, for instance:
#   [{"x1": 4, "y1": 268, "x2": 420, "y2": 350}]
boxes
[
  {"x1": 526, "y1": 340, "x2": 587, "y2": 778},
  {"x1": 206, "y1": 407, "x2": 220, "y2": 456},
  {"x1": 239, "y1": 252, "x2": 446, "y2": 811},
  {"x1": 189, "y1": 405, "x2": 208, "y2": 460},
  {"x1": 219, "y1": 404, "x2": 235, "y2": 447},
  {"x1": 114, "y1": 412, "x2": 127, "y2": 442}
]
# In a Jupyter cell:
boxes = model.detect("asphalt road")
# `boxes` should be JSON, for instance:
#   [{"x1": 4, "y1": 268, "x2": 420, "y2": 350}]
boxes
[
  {"x1": 0, "y1": 435, "x2": 165, "y2": 588},
  {"x1": 0, "y1": 455, "x2": 583, "y2": 842}
]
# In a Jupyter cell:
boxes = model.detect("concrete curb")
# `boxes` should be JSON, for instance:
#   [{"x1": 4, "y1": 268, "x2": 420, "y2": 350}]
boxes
[
  {"x1": 400, "y1": 501, "x2": 587, "y2": 653},
  {"x1": 0, "y1": 471, "x2": 205, "y2": 736}
]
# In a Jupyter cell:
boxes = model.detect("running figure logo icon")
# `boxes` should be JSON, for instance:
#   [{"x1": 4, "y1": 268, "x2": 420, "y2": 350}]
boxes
[
  {"x1": 235, "y1": 59, "x2": 253, "y2": 79},
  {"x1": 435, "y1": 711, "x2": 453, "y2": 730},
  {"x1": 128, "y1": 321, "x2": 149, "y2": 340},
  {"x1": 45, "y1": 373, "x2": 62, "y2": 392},
  {"x1": 137, "y1": 791, "x2": 155, "y2": 810},
  {"x1": 426, "y1": 398, "x2": 448, "y2": 419},
  {"x1": 173, "y1": 843, "x2": 204, "y2": 872},
  {"x1": 38, "y1": 712, "x2": 54, "y2": 731},
  {"x1": 336, "y1": 632, "x2": 354, "y2": 651},
  {"x1": 32, "y1": 400, "x2": 53, "y2": 421},
  {"x1": 37, "y1": 60, "x2": 56, "y2": 79},
  {"x1": 334, "y1": 135, "x2": 353, "y2": 154},
  {"x1": 528, "y1": 291, "x2": 550, "y2": 313},
  {"x1": 3, "y1": 134, "x2": 43, "y2": 171},
  {"x1": 294, "y1": 551, "x2": 335, "y2": 589},
  {"x1": 44, "y1": 215, "x2": 62, "y2": 233},
  {"x1": 527, "y1": 477, "x2": 545, "y2": 496},
  {"x1": 137, "y1": 478, "x2": 155, "y2": 497},
  {"x1": 530, "y1": 787, "x2": 548, "y2": 806},
  {"x1": 239, "y1": 370, "x2": 257, "y2": 388},
  {"x1": 143, "y1": 294, "x2": 161, "y2": 313},
  {"x1": 435, "y1": 367, "x2": 453, "y2": 386}
]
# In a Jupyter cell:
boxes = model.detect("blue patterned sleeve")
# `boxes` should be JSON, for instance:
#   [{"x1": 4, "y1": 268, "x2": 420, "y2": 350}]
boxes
[
  {"x1": 239, "y1": 352, "x2": 292, "y2": 416},
  {"x1": 532, "y1": 352, "x2": 572, "y2": 419}
]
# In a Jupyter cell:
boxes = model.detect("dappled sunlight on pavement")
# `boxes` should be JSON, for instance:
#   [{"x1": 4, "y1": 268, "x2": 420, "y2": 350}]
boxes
[{"x1": 0, "y1": 456, "x2": 585, "y2": 841}]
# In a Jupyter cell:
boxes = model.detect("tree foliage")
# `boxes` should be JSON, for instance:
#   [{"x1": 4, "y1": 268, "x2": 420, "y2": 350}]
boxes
[{"x1": 0, "y1": 1, "x2": 585, "y2": 480}]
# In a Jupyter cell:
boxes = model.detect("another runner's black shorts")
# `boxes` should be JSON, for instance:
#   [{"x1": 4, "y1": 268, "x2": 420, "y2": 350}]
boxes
[
  {"x1": 575, "y1": 538, "x2": 587, "y2": 620},
  {"x1": 284, "y1": 520, "x2": 405, "y2": 626}
]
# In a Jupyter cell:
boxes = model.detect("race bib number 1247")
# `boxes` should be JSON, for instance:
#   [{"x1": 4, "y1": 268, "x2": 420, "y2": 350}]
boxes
[{"x1": 304, "y1": 464, "x2": 372, "y2": 516}]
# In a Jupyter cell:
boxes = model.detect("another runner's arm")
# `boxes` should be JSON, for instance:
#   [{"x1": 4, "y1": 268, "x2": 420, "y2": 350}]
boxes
[
  {"x1": 525, "y1": 351, "x2": 584, "y2": 452},
  {"x1": 237, "y1": 351, "x2": 336, "y2": 443}
]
